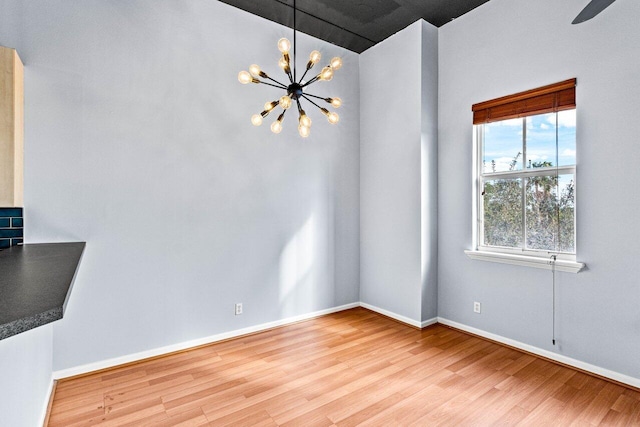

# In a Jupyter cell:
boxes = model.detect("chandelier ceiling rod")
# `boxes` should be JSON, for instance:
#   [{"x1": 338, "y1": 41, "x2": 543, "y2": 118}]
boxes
[{"x1": 293, "y1": 0, "x2": 296, "y2": 83}]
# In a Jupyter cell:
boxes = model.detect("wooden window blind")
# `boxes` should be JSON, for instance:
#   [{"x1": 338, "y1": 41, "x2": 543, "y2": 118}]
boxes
[{"x1": 472, "y1": 78, "x2": 576, "y2": 125}]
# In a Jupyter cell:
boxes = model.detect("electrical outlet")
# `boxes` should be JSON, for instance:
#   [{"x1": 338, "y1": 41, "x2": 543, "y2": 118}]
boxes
[
  {"x1": 235, "y1": 303, "x2": 243, "y2": 315},
  {"x1": 473, "y1": 301, "x2": 481, "y2": 314}
]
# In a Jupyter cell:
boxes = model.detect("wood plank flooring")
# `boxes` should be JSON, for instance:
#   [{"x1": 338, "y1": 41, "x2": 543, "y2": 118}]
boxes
[{"x1": 48, "y1": 308, "x2": 640, "y2": 426}]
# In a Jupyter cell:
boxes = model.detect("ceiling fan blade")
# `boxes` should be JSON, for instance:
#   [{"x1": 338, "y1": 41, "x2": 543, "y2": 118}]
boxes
[{"x1": 572, "y1": 0, "x2": 617, "y2": 24}]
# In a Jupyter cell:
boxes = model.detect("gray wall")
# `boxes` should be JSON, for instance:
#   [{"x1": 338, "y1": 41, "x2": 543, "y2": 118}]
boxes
[
  {"x1": 420, "y1": 21, "x2": 439, "y2": 322},
  {"x1": 0, "y1": 324, "x2": 52, "y2": 427},
  {"x1": 438, "y1": 0, "x2": 640, "y2": 379},
  {"x1": 0, "y1": 0, "x2": 360, "y2": 372},
  {"x1": 360, "y1": 20, "x2": 438, "y2": 323}
]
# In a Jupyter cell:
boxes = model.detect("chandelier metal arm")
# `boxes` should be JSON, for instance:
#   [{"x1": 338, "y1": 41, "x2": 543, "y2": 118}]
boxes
[
  {"x1": 258, "y1": 80, "x2": 289, "y2": 90},
  {"x1": 301, "y1": 76, "x2": 321, "y2": 88},
  {"x1": 302, "y1": 92, "x2": 328, "y2": 101},
  {"x1": 283, "y1": 67, "x2": 294, "y2": 84},
  {"x1": 264, "y1": 76, "x2": 288, "y2": 88},
  {"x1": 299, "y1": 67, "x2": 312, "y2": 84},
  {"x1": 295, "y1": 99, "x2": 304, "y2": 121},
  {"x1": 302, "y1": 94, "x2": 339, "y2": 125},
  {"x1": 301, "y1": 94, "x2": 324, "y2": 111}
]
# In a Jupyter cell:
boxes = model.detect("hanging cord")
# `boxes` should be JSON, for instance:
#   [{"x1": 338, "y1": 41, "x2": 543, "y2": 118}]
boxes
[
  {"x1": 550, "y1": 254, "x2": 557, "y2": 345},
  {"x1": 293, "y1": 0, "x2": 297, "y2": 82}
]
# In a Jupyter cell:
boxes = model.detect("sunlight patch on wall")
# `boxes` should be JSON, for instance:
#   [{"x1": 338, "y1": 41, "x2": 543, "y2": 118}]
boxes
[{"x1": 279, "y1": 214, "x2": 318, "y2": 317}]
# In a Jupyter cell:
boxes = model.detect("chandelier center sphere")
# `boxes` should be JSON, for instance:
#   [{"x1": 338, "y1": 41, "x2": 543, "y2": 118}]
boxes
[{"x1": 287, "y1": 83, "x2": 304, "y2": 100}]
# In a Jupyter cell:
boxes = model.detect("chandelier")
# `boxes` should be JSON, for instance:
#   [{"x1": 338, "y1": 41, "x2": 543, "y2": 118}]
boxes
[{"x1": 237, "y1": 0, "x2": 342, "y2": 138}]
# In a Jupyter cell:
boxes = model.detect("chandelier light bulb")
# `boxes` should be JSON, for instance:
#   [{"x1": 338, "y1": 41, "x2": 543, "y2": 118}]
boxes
[
  {"x1": 328, "y1": 97, "x2": 342, "y2": 108},
  {"x1": 264, "y1": 101, "x2": 278, "y2": 112},
  {"x1": 271, "y1": 112, "x2": 285, "y2": 134},
  {"x1": 319, "y1": 66, "x2": 334, "y2": 81},
  {"x1": 299, "y1": 111, "x2": 312, "y2": 128},
  {"x1": 279, "y1": 95, "x2": 292, "y2": 110},
  {"x1": 271, "y1": 120, "x2": 283, "y2": 134},
  {"x1": 277, "y1": 38, "x2": 291, "y2": 54},
  {"x1": 278, "y1": 56, "x2": 290, "y2": 71},
  {"x1": 249, "y1": 64, "x2": 261, "y2": 77},
  {"x1": 309, "y1": 51, "x2": 322, "y2": 64},
  {"x1": 330, "y1": 57, "x2": 343, "y2": 70},
  {"x1": 320, "y1": 108, "x2": 338, "y2": 124},
  {"x1": 299, "y1": 125, "x2": 311, "y2": 138},
  {"x1": 251, "y1": 114, "x2": 263, "y2": 126},
  {"x1": 238, "y1": 71, "x2": 252, "y2": 84}
]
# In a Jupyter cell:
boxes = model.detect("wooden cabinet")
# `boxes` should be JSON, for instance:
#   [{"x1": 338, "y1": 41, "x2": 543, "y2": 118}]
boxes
[{"x1": 0, "y1": 46, "x2": 23, "y2": 207}]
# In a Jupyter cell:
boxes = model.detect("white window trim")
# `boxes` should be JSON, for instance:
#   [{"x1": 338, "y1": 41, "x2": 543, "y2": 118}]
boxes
[
  {"x1": 464, "y1": 250, "x2": 585, "y2": 273},
  {"x1": 468, "y1": 115, "x2": 586, "y2": 273}
]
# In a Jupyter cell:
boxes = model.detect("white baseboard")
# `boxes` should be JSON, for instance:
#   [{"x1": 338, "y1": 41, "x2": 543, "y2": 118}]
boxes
[
  {"x1": 39, "y1": 374, "x2": 55, "y2": 427},
  {"x1": 437, "y1": 317, "x2": 640, "y2": 390},
  {"x1": 52, "y1": 303, "x2": 359, "y2": 380},
  {"x1": 50, "y1": 303, "x2": 639, "y2": 392},
  {"x1": 421, "y1": 317, "x2": 438, "y2": 328},
  {"x1": 360, "y1": 302, "x2": 436, "y2": 329}
]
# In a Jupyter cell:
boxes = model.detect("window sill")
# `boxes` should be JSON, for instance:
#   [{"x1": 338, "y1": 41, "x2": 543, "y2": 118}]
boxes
[{"x1": 464, "y1": 250, "x2": 585, "y2": 273}]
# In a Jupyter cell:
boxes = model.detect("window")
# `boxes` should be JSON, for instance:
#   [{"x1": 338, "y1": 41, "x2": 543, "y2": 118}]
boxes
[{"x1": 467, "y1": 79, "x2": 584, "y2": 272}]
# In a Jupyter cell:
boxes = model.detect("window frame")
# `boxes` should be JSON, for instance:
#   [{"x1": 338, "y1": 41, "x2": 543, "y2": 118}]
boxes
[
  {"x1": 466, "y1": 79, "x2": 585, "y2": 272},
  {"x1": 473, "y1": 117, "x2": 577, "y2": 262}
]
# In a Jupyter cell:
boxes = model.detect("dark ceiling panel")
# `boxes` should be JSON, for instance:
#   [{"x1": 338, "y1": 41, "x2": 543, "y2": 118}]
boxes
[
  {"x1": 314, "y1": 0, "x2": 403, "y2": 24},
  {"x1": 297, "y1": 0, "x2": 418, "y2": 43},
  {"x1": 395, "y1": 0, "x2": 491, "y2": 27},
  {"x1": 217, "y1": 0, "x2": 491, "y2": 53}
]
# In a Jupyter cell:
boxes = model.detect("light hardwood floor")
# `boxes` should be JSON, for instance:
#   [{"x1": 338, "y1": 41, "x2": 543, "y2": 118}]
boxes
[{"x1": 48, "y1": 308, "x2": 640, "y2": 426}]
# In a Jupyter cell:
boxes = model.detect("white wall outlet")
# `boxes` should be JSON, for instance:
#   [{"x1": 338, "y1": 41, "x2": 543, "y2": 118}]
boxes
[
  {"x1": 235, "y1": 303, "x2": 243, "y2": 315},
  {"x1": 474, "y1": 301, "x2": 481, "y2": 314}
]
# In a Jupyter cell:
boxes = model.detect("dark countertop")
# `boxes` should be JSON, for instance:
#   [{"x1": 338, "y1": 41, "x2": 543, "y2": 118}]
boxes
[{"x1": 0, "y1": 242, "x2": 85, "y2": 340}]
